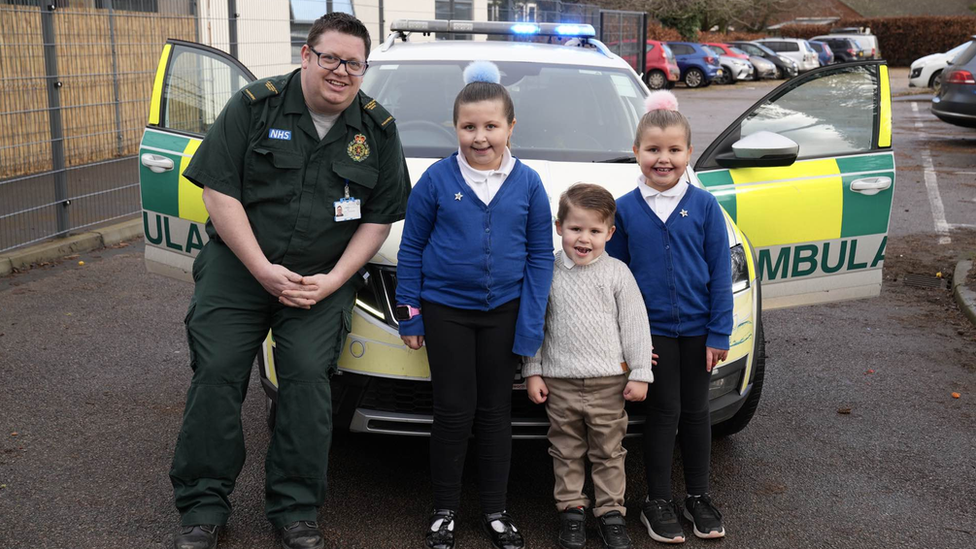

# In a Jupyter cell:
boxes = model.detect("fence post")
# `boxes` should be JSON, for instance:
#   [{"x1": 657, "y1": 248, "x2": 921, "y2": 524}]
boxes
[
  {"x1": 40, "y1": 2, "x2": 69, "y2": 235},
  {"x1": 107, "y1": 0, "x2": 124, "y2": 156},
  {"x1": 638, "y1": 12, "x2": 647, "y2": 79},
  {"x1": 228, "y1": 0, "x2": 238, "y2": 58}
]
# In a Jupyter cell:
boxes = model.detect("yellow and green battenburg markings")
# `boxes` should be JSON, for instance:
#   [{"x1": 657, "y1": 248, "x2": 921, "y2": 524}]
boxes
[
  {"x1": 140, "y1": 131, "x2": 208, "y2": 253},
  {"x1": 698, "y1": 153, "x2": 895, "y2": 247}
]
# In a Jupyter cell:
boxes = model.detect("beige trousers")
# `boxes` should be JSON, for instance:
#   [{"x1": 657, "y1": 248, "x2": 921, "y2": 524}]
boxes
[{"x1": 545, "y1": 375, "x2": 629, "y2": 517}]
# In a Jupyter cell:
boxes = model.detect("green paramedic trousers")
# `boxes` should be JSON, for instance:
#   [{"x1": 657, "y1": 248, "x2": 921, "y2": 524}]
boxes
[{"x1": 170, "y1": 242, "x2": 356, "y2": 528}]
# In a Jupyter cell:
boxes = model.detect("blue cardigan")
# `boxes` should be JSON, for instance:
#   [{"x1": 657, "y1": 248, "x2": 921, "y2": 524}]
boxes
[
  {"x1": 606, "y1": 185, "x2": 733, "y2": 350},
  {"x1": 396, "y1": 153, "x2": 554, "y2": 356}
]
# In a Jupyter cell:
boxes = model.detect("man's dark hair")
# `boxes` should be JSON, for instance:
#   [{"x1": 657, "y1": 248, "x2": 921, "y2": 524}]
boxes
[{"x1": 307, "y1": 12, "x2": 371, "y2": 59}]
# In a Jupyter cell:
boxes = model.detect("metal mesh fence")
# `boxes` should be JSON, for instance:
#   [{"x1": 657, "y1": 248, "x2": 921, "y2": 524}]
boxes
[
  {"x1": 0, "y1": 0, "x2": 637, "y2": 253},
  {"x1": 0, "y1": 0, "x2": 199, "y2": 252}
]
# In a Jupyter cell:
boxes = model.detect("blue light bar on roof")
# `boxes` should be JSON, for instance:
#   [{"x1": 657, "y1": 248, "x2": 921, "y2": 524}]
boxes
[
  {"x1": 511, "y1": 23, "x2": 540, "y2": 34},
  {"x1": 391, "y1": 19, "x2": 596, "y2": 38}
]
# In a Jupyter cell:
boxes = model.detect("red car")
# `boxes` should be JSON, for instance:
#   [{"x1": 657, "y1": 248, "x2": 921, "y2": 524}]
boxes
[
  {"x1": 704, "y1": 42, "x2": 750, "y2": 60},
  {"x1": 643, "y1": 39, "x2": 681, "y2": 89},
  {"x1": 608, "y1": 39, "x2": 681, "y2": 90}
]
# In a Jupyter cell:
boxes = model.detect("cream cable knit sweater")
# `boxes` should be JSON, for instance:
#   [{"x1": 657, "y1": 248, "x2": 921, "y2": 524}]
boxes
[{"x1": 522, "y1": 251, "x2": 654, "y2": 383}]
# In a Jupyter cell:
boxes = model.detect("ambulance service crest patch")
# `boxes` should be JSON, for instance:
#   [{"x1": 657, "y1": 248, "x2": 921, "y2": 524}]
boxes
[{"x1": 347, "y1": 134, "x2": 370, "y2": 162}]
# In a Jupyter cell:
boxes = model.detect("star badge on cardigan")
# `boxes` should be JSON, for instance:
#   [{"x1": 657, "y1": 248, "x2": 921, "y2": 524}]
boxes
[
  {"x1": 455, "y1": 192, "x2": 463, "y2": 201},
  {"x1": 680, "y1": 209, "x2": 688, "y2": 217}
]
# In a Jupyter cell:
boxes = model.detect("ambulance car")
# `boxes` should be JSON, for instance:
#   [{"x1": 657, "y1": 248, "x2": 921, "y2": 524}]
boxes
[{"x1": 139, "y1": 20, "x2": 895, "y2": 439}]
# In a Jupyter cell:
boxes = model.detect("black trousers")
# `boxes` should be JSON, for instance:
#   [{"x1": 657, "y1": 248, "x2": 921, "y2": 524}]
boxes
[
  {"x1": 643, "y1": 334, "x2": 712, "y2": 499},
  {"x1": 422, "y1": 298, "x2": 520, "y2": 513}
]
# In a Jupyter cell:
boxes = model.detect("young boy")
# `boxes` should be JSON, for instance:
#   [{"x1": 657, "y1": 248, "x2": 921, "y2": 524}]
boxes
[{"x1": 524, "y1": 183, "x2": 655, "y2": 549}]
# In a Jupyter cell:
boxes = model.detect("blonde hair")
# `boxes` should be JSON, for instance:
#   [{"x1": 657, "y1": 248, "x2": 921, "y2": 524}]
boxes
[{"x1": 633, "y1": 109, "x2": 692, "y2": 148}]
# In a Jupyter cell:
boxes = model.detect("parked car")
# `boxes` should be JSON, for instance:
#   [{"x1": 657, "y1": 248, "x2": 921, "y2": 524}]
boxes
[
  {"x1": 814, "y1": 36, "x2": 862, "y2": 63},
  {"x1": 931, "y1": 39, "x2": 976, "y2": 127},
  {"x1": 910, "y1": 40, "x2": 974, "y2": 91},
  {"x1": 746, "y1": 53, "x2": 779, "y2": 80},
  {"x1": 140, "y1": 25, "x2": 896, "y2": 440},
  {"x1": 755, "y1": 38, "x2": 820, "y2": 73},
  {"x1": 704, "y1": 42, "x2": 750, "y2": 60},
  {"x1": 644, "y1": 40, "x2": 681, "y2": 90},
  {"x1": 667, "y1": 41, "x2": 724, "y2": 88},
  {"x1": 729, "y1": 41, "x2": 798, "y2": 79},
  {"x1": 605, "y1": 38, "x2": 681, "y2": 90},
  {"x1": 704, "y1": 45, "x2": 754, "y2": 84},
  {"x1": 813, "y1": 29, "x2": 880, "y2": 59},
  {"x1": 808, "y1": 40, "x2": 835, "y2": 66}
]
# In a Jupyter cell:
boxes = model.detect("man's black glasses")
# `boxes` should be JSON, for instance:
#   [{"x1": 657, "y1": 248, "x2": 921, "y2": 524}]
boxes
[{"x1": 308, "y1": 46, "x2": 368, "y2": 76}]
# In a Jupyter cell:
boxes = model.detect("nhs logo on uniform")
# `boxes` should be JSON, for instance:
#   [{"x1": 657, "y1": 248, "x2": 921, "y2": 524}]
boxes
[{"x1": 268, "y1": 128, "x2": 292, "y2": 140}]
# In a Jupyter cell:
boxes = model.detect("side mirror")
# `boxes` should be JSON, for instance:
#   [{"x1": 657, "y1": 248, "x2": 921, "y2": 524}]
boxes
[{"x1": 715, "y1": 131, "x2": 799, "y2": 168}]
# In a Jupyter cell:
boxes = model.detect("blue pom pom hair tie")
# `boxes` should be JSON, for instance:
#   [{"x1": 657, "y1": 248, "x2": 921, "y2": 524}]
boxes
[{"x1": 463, "y1": 60, "x2": 501, "y2": 85}]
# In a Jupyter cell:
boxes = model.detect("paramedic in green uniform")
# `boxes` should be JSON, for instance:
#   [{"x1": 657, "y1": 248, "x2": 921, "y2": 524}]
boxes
[{"x1": 169, "y1": 13, "x2": 410, "y2": 549}]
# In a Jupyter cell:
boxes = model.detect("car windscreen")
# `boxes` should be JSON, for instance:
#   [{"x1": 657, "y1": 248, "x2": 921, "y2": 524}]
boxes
[
  {"x1": 361, "y1": 61, "x2": 647, "y2": 162},
  {"x1": 747, "y1": 42, "x2": 776, "y2": 56}
]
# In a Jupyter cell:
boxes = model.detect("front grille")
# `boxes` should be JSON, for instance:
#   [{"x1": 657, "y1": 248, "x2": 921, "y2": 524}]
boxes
[{"x1": 358, "y1": 376, "x2": 548, "y2": 420}]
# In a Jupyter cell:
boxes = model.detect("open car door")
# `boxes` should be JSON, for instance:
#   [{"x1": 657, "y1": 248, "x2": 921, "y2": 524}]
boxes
[
  {"x1": 696, "y1": 61, "x2": 894, "y2": 309},
  {"x1": 140, "y1": 40, "x2": 255, "y2": 281}
]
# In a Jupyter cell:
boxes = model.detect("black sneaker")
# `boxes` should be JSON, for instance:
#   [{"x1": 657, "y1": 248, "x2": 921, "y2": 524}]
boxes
[
  {"x1": 173, "y1": 524, "x2": 220, "y2": 549},
  {"x1": 280, "y1": 520, "x2": 324, "y2": 549},
  {"x1": 682, "y1": 494, "x2": 725, "y2": 539},
  {"x1": 482, "y1": 511, "x2": 525, "y2": 549},
  {"x1": 597, "y1": 511, "x2": 632, "y2": 549},
  {"x1": 639, "y1": 498, "x2": 685, "y2": 544},
  {"x1": 557, "y1": 507, "x2": 586, "y2": 549},
  {"x1": 426, "y1": 509, "x2": 457, "y2": 549}
]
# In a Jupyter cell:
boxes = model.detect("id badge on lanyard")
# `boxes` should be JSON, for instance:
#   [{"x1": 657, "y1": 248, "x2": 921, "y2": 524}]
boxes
[{"x1": 334, "y1": 180, "x2": 362, "y2": 222}]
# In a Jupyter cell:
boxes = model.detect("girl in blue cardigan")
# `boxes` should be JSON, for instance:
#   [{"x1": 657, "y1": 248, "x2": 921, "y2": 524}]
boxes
[
  {"x1": 606, "y1": 91, "x2": 732, "y2": 544},
  {"x1": 396, "y1": 61, "x2": 553, "y2": 549}
]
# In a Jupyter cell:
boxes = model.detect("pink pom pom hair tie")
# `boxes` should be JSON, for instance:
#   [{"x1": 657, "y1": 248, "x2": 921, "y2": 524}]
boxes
[{"x1": 645, "y1": 90, "x2": 679, "y2": 113}]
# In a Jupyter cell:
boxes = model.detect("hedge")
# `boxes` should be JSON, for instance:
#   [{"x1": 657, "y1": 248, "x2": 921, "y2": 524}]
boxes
[{"x1": 776, "y1": 16, "x2": 976, "y2": 66}]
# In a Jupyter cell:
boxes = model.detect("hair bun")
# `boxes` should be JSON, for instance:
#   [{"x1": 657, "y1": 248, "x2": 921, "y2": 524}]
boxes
[
  {"x1": 645, "y1": 90, "x2": 679, "y2": 113},
  {"x1": 463, "y1": 60, "x2": 501, "y2": 85}
]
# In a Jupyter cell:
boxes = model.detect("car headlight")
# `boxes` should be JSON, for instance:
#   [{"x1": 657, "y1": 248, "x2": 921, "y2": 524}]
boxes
[
  {"x1": 730, "y1": 244, "x2": 750, "y2": 293},
  {"x1": 355, "y1": 265, "x2": 399, "y2": 328}
]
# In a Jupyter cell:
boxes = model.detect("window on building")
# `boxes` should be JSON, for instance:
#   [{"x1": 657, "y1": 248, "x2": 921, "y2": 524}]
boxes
[
  {"x1": 291, "y1": 0, "x2": 355, "y2": 64},
  {"x1": 436, "y1": 0, "x2": 473, "y2": 40}
]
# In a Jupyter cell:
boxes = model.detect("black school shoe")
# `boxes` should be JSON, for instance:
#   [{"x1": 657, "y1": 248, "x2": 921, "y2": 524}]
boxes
[
  {"x1": 682, "y1": 494, "x2": 726, "y2": 539},
  {"x1": 173, "y1": 524, "x2": 220, "y2": 549},
  {"x1": 557, "y1": 507, "x2": 586, "y2": 549},
  {"x1": 280, "y1": 520, "x2": 325, "y2": 549},
  {"x1": 597, "y1": 511, "x2": 632, "y2": 549},
  {"x1": 639, "y1": 498, "x2": 685, "y2": 544},
  {"x1": 482, "y1": 511, "x2": 525, "y2": 549},
  {"x1": 426, "y1": 509, "x2": 457, "y2": 549}
]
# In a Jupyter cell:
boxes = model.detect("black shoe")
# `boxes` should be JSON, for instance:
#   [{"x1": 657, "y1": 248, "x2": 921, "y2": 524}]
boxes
[
  {"x1": 557, "y1": 507, "x2": 586, "y2": 549},
  {"x1": 639, "y1": 498, "x2": 685, "y2": 544},
  {"x1": 597, "y1": 511, "x2": 632, "y2": 549},
  {"x1": 482, "y1": 511, "x2": 525, "y2": 549},
  {"x1": 682, "y1": 494, "x2": 725, "y2": 539},
  {"x1": 426, "y1": 509, "x2": 456, "y2": 549},
  {"x1": 280, "y1": 520, "x2": 325, "y2": 549},
  {"x1": 173, "y1": 524, "x2": 220, "y2": 549}
]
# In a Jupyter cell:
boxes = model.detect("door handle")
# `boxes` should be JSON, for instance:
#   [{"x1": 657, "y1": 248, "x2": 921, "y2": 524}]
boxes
[
  {"x1": 141, "y1": 153, "x2": 174, "y2": 173},
  {"x1": 850, "y1": 176, "x2": 892, "y2": 196}
]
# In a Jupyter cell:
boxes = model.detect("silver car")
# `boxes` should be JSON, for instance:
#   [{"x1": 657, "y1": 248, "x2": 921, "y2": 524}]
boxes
[{"x1": 747, "y1": 53, "x2": 778, "y2": 80}]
